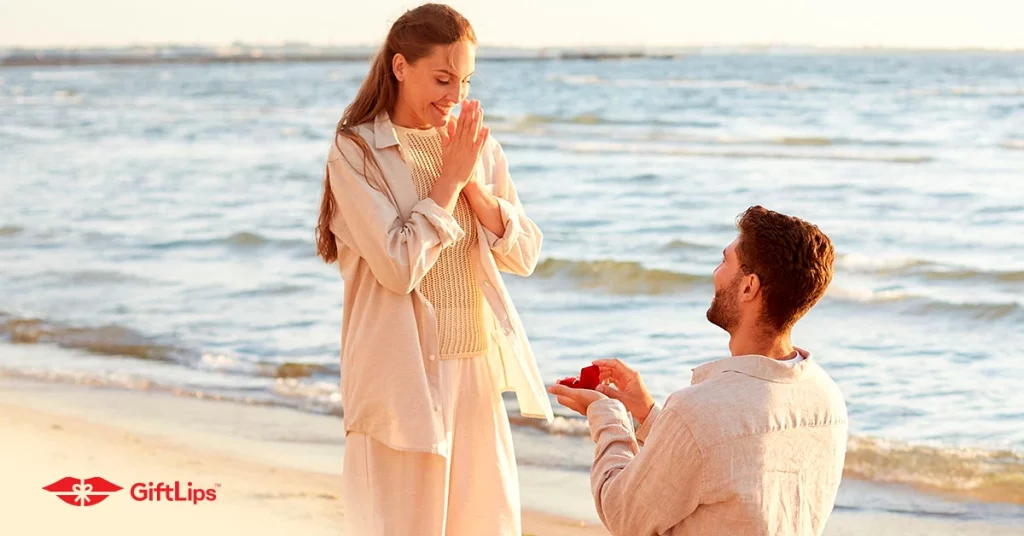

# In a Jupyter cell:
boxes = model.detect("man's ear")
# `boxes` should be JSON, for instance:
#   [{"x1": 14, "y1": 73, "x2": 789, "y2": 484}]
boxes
[
  {"x1": 392, "y1": 53, "x2": 407, "y2": 82},
  {"x1": 740, "y1": 273, "x2": 761, "y2": 303}
]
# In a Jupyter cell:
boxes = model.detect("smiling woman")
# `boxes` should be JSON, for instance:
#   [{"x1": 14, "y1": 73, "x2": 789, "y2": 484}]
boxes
[
  {"x1": 390, "y1": 41, "x2": 475, "y2": 128},
  {"x1": 313, "y1": 4, "x2": 552, "y2": 536},
  {"x1": 315, "y1": 3, "x2": 482, "y2": 263}
]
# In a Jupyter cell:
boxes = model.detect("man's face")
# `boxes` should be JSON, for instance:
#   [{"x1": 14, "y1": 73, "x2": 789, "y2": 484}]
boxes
[{"x1": 707, "y1": 237, "x2": 743, "y2": 332}]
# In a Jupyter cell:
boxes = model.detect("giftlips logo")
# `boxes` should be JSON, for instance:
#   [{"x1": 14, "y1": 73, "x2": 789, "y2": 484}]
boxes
[
  {"x1": 43, "y1": 477, "x2": 123, "y2": 506},
  {"x1": 43, "y1": 477, "x2": 219, "y2": 507}
]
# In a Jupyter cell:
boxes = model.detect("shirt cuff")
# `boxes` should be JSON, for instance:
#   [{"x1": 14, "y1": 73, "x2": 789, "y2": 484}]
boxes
[
  {"x1": 412, "y1": 198, "x2": 465, "y2": 248},
  {"x1": 586, "y1": 398, "x2": 635, "y2": 442},
  {"x1": 635, "y1": 403, "x2": 663, "y2": 445},
  {"x1": 481, "y1": 196, "x2": 521, "y2": 256}
]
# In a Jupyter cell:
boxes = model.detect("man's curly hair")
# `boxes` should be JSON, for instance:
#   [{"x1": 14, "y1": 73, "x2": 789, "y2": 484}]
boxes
[{"x1": 735, "y1": 206, "x2": 835, "y2": 332}]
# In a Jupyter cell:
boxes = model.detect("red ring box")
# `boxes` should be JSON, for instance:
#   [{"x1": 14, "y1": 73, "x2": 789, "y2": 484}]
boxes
[{"x1": 557, "y1": 365, "x2": 600, "y2": 390}]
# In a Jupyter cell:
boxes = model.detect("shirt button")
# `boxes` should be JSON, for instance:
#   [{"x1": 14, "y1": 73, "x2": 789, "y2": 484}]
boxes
[
  {"x1": 429, "y1": 354, "x2": 436, "y2": 361},
  {"x1": 484, "y1": 281, "x2": 490, "y2": 287},
  {"x1": 434, "y1": 405, "x2": 442, "y2": 412}
]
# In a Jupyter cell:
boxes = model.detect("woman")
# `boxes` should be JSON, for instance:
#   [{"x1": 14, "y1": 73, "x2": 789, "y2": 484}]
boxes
[{"x1": 314, "y1": 4, "x2": 553, "y2": 535}]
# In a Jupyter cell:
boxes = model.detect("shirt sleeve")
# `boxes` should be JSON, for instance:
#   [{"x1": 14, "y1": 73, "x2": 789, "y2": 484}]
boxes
[
  {"x1": 587, "y1": 399, "x2": 703, "y2": 536},
  {"x1": 327, "y1": 138, "x2": 464, "y2": 294},
  {"x1": 480, "y1": 141, "x2": 543, "y2": 276}
]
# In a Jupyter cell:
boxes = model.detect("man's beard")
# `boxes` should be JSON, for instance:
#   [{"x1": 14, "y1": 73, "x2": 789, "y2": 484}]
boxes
[{"x1": 706, "y1": 275, "x2": 741, "y2": 332}]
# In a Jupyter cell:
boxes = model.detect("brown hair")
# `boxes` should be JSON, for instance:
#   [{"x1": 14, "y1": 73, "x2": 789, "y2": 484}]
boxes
[
  {"x1": 315, "y1": 3, "x2": 477, "y2": 263},
  {"x1": 735, "y1": 206, "x2": 835, "y2": 332}
]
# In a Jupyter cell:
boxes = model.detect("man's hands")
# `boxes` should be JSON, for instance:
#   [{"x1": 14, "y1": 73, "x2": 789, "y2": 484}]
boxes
[
  {"x1": 547, "y1": 383, "x2": 609, "y2": 416},
  {"x1": 592, "y1": 358, "x2": 656, "y2": 423},
  {"x1": 549, "y1": 358, "x2": 656, "y2": 422}
]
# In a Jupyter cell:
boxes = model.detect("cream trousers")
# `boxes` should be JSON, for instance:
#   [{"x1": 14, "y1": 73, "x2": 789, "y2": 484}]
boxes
[{"x1": 342, "y1": 352, "x2": 520, "y2": 535}]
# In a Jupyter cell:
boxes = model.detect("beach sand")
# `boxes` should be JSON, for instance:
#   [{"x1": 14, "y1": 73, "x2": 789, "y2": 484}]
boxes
[{"x1": 1, "y1": 374, "x2": 1021, "y2": 536}]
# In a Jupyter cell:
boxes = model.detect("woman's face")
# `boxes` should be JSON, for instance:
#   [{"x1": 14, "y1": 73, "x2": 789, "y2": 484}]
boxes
[{"x1": 393, "y1": 41, "x2": 476, "y2": 128}]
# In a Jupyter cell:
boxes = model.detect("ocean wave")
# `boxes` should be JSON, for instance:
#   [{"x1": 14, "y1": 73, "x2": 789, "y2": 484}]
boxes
[
  {"x1": 660, "y1": 239, "x2": 719, "y2": 252},
  {"x1": 655, "y1": 134, "x2": 840, "y2": 146},
  {"x1": 30, "y1": 70, "x2": 100, "y2": 81},
  {"x1": 545, "y1": 74, "x2": 811, "y2": 92},
  {"x1": 492, "y1": 112, "x2": 732, "y2": 130},
  {"x1": 194, "y1": 353, "x2": 337, "y2": 380},
  {"x1": 825, "y1": 287, "x2": 916, "y2": 304},
  {"x1": 620, "y1": 79, "x2": 810, "y2": 91},
  {"x1": 921, "y1": 269, "x2": 1024, "y2": 283},
  {"x1": 774, "y1": 136, "x2": 832, "y2": 146},
  {"x1": 149, "y1": 231, "x2": 309, "y2": 251},
  {"x1": 667, "y1": 133, "x2": 925, "y2": 148},
  {"x1": 496, "y1": 118, "x2": 928, "y2": 149},
  {"x1": 532, "y1": 256, "x2": 1022, "y2": 310},
  {"x1": 195, "y1": 352, "x2": 265, "y2": 375},
  {"x1": 544, "y1": 74, "x2": 603, "y2": 85},
  {"x1": 910, "y1": 300, "x2": 1022, "y2": 321},
  {"x1": 272, "y1": 378, "x2": 343, "y2": 414},
  {"x1": 533, "y1": 258, "x2": 712, "y2": 295},
  {"x1": 224, "y1": 231, "x2": 271, "y2": 246},
  {"x1": 494, "y1": 112, "x2": 935, "y2": 149},
  {"x1": 497, "y1": 112, "x2": 729, "y2": 132},
  {"x1": 0, "y1": 224, "x2": 24, "y2": 236},
  {"x1": 503, "y1": 139, "x2": 932, "y2": 164},
  {"x1": 225, "y1": 283, "x2": 312, "y2": 298},
  {"x1": 510, "y1": 413, "x2": 592, "y2": 436},
  {"x1": 826, "y1": 288, "x2": 1022, "y2": 320},
  {"x1": 271, "y1": 362, "x2": 335, "y2": 379},
  {"x1": 0, "y1": 124, "x2": 63, "y2": 142},
  {"x1": 0, "y1": 365, "x2": 278, "y2": 407},
  {"x1": 977, "y1": 204, "x2": 1024, "y2": 215},
  {"x1": 902, "y1": 87, "x2": 1024, "y2": 97},
  {"x1": 0, "y1": 312, "x2": 179, "y2": 361},
  {"x1": 0, "y1": 311, "x2": 336, "y2": 379},
  {"x1": 845, "y1": 436, "x2": 1024, "y2": 505},
  {"x1": 529, "y1": 257, "x2": 1021, "y2": 321},
  {"x1": 21, "y1": 269, "x2": 156, "y2": 285},
  {"x1": 836, "y1": 254, "x2": 1024, "y2": 283},
  {"x1": 836, "y1": 253, "x2": 935, "y2": 274},
  {"x1": 501, "y1": 112, "x2": 691, "y2": 128},
  {"x1": 52, "y1": 89, "x2": 84, "y2": 103}
]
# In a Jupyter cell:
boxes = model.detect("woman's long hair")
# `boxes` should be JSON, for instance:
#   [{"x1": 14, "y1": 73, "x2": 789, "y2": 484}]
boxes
[{"x1": 315, "y1": 3, "x2": 476, "y2": 263}]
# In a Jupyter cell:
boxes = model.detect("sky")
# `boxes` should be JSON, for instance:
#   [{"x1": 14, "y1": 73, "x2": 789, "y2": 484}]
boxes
[{"x1": 2, "y1": 0, "x2": 1023, "y2": 50}]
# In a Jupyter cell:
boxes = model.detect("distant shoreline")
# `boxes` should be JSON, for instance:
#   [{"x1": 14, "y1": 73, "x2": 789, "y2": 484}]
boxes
[
  {"x1": 0, "y1": 51, "x2": 677, "y2": 68},
  {"x1": 3, "y1": 45, "x2": 1022, "y2": 68}
]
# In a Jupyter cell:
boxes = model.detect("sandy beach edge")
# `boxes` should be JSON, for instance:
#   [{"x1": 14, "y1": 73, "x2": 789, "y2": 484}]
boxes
[{"x1": 1, "y1": 374, "x2": 1021, "y2": 536}]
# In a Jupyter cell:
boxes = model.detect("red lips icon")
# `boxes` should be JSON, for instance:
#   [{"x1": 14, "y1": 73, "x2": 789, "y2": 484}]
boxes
[{"x1": 43, "y1": 477, "x2": 123, "y2": 506}]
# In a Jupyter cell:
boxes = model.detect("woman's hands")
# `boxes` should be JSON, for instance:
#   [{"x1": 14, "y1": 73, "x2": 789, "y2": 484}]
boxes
[
  {"x1": 439, "y1": 99, "x2": 489, "y2": 188},
  {"x1": 429, "y1": 99, "x2": 489, "y2": 213}
]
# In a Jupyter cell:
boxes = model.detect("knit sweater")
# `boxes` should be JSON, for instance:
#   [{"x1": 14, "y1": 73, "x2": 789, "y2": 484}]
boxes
[{"x1": 394, "y1": 125, "x2": 490, "y2": 359}]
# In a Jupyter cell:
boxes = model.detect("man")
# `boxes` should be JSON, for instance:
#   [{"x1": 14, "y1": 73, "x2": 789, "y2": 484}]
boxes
[{"x1": 549, "y1": 206, "x2": 848, "y2": 536}]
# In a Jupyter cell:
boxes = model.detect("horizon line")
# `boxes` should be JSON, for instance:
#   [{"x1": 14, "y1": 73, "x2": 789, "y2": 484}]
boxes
[{"x1": 2, "y1": 41, "x2": 1024, "y2": 54}]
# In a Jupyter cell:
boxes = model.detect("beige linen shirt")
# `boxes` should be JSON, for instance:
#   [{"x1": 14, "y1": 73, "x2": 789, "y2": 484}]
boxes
[
  {"x1": 587, "y1": 351, "x2": 848, "y2": 536},
  {"x1": 325, "y1": 113, "x2": 554, "y2": 457}
]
